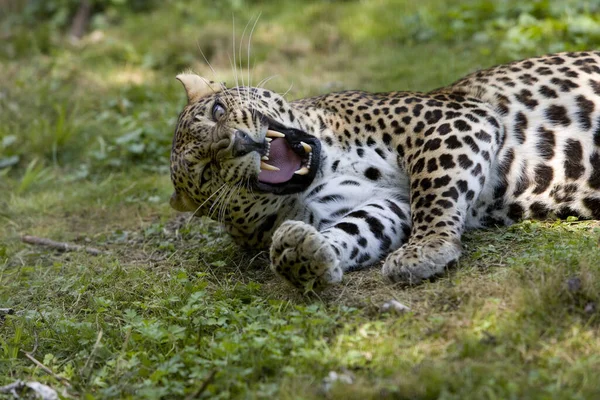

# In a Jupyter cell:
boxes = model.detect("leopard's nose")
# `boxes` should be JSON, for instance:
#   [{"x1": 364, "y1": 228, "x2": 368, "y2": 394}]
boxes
[{"x1": 232, "y1": 130, "x2": 265, "y2": 157}]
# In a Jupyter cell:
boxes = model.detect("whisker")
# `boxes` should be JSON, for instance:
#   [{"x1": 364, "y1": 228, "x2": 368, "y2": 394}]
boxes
[
  {"x1": 247, "y1": 13, "x2": 261, "y2": 102},
  {"x1": 209, "y1": 186, "x2": 229, "y2": 221},
  {"x1": 195, "y1": 41, "x2": 219, "y2": 79},
  {"x1": 224, "y1": 185, "x2": 241, "y2": 224},
  {"x1": 213, "y1": 190, "x2": 224, "y2": 223},
  {"x1": 186, "y1": 183, "x2": 227, "y2": 227},
  {"x1": 231, "y1": 14, "x2": 242, "y2": 105},
  {"x1": 281, "y1": 82, "x2": 295, "y2": 99},
  {"x1": 257, "y1": 75, "x2": 278, "y2": 89},
  {"x1": 226, "y1": 53, "x2": 242, "y2": 107},
  {"x1": 195, "y1": 41, "x2": 235, "y2": 105},
  {"x1": 217, "y1": 185, "x2": 232, "y2": 224},
  {"x1": 200, "y1": 185, "x2": 227, "y2": 214},
  {"x1": 246, "y1": 177, "x2": 257, "y2": 201},
  {"x1": 217, "y1": 183, "x2": 241, "y2": 224},
  {"x1": 252, "y1": 74, "x2": 277, "y2": 105},
  {"x1": 239, "y1": 17, "x2": 252, "y2": 90}
]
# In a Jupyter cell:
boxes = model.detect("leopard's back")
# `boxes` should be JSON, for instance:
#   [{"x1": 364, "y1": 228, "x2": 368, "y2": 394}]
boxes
[{"x1": 438, "y1": 52, "x2": 600, "y2": 226}]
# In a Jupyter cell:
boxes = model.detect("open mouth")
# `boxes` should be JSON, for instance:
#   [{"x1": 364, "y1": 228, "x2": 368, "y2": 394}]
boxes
[{"x1": 255, "y1": 117, "x2": 321, "y2": 195}]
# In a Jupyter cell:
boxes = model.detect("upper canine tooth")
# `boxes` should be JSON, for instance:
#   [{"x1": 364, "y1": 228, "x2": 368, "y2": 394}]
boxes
[
  {"x1": 294, "y1": 167, "x2": 310, "y2": 175},
  {"x1": 300, "y1": 141, "x2": 312, "y2": 153},
  {"x1": 261, "y1": 161, "x2": 280, "y2": 171},
  {"x1": 266, "y1": 130, "x2": 285, "y2": 138}
]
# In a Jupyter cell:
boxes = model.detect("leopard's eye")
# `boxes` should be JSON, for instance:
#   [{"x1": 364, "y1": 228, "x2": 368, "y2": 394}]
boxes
[
  {"x1": 200, "y1": 163, "x2": 212, "y2": 187},
  {"x1": 212, "y1": 101, "x2": 226, "y2": 121}
]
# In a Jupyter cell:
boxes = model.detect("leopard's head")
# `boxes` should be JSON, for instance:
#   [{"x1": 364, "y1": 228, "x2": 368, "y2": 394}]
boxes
[{"x1": 169, "y1": 73, "x2": 321, "y2": 215}]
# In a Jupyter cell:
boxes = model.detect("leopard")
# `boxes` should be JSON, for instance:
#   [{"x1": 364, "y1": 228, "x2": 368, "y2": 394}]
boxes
[{"x1": 169, "y1": 51, "x2": 600, "y2": 291}]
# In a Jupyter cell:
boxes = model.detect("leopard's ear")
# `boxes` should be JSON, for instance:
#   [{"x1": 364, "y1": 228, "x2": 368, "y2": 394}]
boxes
[{"x1": 176, "y1": 73, "x2": 223, "y2": 104}]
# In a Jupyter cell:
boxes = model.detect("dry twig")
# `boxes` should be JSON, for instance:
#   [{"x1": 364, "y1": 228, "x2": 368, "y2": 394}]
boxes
[
  {"x1": 185, "y1": 370, "x2": 217, "y2": 400},
  {"x1": 21, "y1": 235, "x2": 106, "y2": 256},
  {"x1": 83, "y1": 330, "x2": 103, "y2": 376},
  {"x1": 70, "y1": 0, "x2": 92, "y2": 39},
  {"x1": 21, "y1": 351, "x2": 72, "y2": 388}
]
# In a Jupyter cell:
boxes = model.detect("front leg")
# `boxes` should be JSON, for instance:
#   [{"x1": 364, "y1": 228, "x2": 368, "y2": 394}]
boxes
[
  {"x1": 270, "y1": 197, "x2": 411, "y2": 290},
  {"x1": 269, "y1": 221, "x2": 342, "y2": 290}
]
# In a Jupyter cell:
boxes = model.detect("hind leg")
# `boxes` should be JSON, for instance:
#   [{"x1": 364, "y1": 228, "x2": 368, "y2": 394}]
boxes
[{"x1": 383, "y1": 123, "x2": 499, "y2": 284}]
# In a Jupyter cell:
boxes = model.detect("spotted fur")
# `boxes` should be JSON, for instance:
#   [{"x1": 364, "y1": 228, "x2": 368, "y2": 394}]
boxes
[{"x1": 170, "y1": 52, "x2": 600, "y2": 290}]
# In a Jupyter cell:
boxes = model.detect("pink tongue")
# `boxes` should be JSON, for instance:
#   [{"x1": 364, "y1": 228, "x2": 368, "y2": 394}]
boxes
[{"x1": 258, "y1": 138, "x2": 302, "y2": 184}]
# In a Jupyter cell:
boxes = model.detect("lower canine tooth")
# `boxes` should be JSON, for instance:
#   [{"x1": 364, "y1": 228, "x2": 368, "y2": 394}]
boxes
[
  {"x1": 261, "y1": 156, "x2": 269, "y2": 161},
  {"x1": 266, "y1": 130, "x2": 285, "y2": 138},
  {"x1": 300, "y1": 141, "x2": 312, "y2": 153},
  {"x1": 294, "y1": 167, "x2": 310, "y2": 175},
  {"x1": 261, "y1": 161, "x2": 280, "y2": 171}
]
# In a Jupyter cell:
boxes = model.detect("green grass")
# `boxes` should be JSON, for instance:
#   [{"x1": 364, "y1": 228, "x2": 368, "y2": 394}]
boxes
[{"x1": 2, "y1": 0, "x2": 600, "y2": 398}]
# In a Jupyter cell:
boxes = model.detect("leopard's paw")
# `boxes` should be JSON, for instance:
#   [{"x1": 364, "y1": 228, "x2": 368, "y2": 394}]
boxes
[
  {"x1": 382, "y1": 236, "x2": 461, "y2": 285},
  {"x1": 270, "y1": 220, "x2": 342, "y2": 291}
]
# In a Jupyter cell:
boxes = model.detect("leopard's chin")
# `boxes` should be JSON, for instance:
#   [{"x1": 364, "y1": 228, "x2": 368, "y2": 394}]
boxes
[{"x1": 253, "y1": 116, "x2": 321, "y2": 195}]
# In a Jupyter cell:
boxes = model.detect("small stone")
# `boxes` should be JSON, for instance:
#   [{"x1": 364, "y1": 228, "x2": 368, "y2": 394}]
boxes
[
  {"x1": 584, "y1": 302, "x2": 596, "y2": 314},
  {"x1": 321, "y1": 370, "x2": 354, "y2": 393},
  {"x1": 567, "y1": 277, "x2": 581, "y2": 292},
  {"x1": 380, "y1": 299, "x2": 411, "y2": 314},
  {"x1": 0, "y1": 380, "x2": 58, "y2": 400},
  {"x1": 480, "y1": 330, "x2": 497, "y2": 345}
]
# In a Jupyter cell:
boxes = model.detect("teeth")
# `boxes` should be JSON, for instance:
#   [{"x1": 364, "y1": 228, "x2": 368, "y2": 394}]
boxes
[
  {"x1": 300, "y1": 141, "x2": 312, "y2": 153},
  {"x1": 265, "y1": 137, "x2": 272, "y2": 142},
  {"x1": 262, "y1": 141, "x2": 271, "y2": 160},
  {"x1": 261, "y1": 161, "x2": 280, "y2": 171},
  {"x1": 294, "y1": 167, "x2": 310, "y2": 175},
  {"x1": 266, "y1": 130, "x2": 285, "y2": 138}
]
